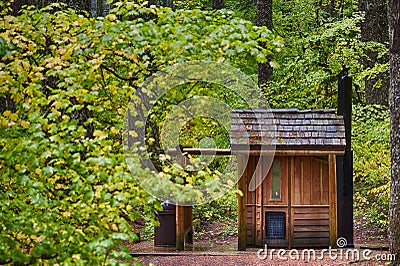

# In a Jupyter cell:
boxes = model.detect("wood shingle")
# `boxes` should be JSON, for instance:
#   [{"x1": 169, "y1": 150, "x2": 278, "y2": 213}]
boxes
[{"x1": 230, "y1": 109, "x2": 346, "y2": 151}]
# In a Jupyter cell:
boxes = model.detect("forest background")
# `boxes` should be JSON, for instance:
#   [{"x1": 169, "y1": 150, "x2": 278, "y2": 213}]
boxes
[{"x1": 0, "y1": 0, "x2": 394, "y2": 264}]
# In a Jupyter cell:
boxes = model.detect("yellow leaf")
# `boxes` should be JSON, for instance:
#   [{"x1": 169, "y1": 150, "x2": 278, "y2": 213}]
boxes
[
  {"x1": 35, "y1": 168, "x2": 42, "y2": 176},
  {"x1": 1, "y1": 118, "x2": 7, "y2": 126},
  {"x1": 9, "y1": 113, "x2": 17, "y2": 121},
  {"x1": 110, "y1": 127, "x2": 119, "y2": 134},
  {"x1": 20, "y1": 120, "x2": 30, "y2": 128},
  {"x1": 28, "y1": 43, "x2": 35, "y2": 52},
  {"x1": 111, "y1": 223, "x2": 119, "y2": 231},
  {"x1": 93, "y1": 130, "x2": 107, "y2": 138},
  {"x1": 106, "y1": 14, "x2": 117, "y2": 21},
  {"x1": 0, "y1": 71, "x2": 7, "y2": 82},
  {"x1": 3, "y1": 110, "x2": 11, "y2": 117}
]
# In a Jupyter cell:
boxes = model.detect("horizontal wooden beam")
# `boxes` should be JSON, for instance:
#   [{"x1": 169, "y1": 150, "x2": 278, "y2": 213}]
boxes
[
  {"x1": 168, "y1": 148, "x2": 232, "y2": 156},
  {"x1": 291, "y1": 205, "x2": 330, "y2": 208},
  {"x1": 233, "y1": 150, "x2": 345, "y2": 156},
  {"x1": 168, "y1": 148, "x2": 345, "y2": 156}
]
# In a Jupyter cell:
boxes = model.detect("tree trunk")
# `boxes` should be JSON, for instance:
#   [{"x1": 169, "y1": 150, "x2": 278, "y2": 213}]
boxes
[
  {"x1": 389, "y1": 0, "x2": 400, "y2": 264},
  {"x1": 212, "y1": 0, "x2": 224, "y2": 9},
  {"x1": 359, "y1": 0, "x2": 390, "y2": 106},
  {"x1": 10, "y1": 0, "x2": 92, "y2": 14},
  {"x1": 257, "y1": 0, "x2": 273, "y2": 86}
]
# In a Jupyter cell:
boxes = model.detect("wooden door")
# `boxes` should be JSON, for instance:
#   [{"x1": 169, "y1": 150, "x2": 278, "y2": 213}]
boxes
[{"x1": 262, "y1": 156, "x2": 289, "y2": 247}]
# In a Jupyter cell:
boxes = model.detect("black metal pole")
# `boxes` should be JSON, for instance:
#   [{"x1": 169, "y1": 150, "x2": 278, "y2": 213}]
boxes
[{"x1": 337, "y1": 71, "x2": 354, "y2": 247}]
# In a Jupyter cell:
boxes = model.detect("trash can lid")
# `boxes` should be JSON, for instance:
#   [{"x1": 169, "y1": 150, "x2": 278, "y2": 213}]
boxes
[{"x1": 161, "y1": 200, "x2": 175, "y2": 210}]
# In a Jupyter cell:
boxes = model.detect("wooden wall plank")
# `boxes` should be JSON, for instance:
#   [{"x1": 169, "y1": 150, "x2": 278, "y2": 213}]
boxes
[
  {"x1": 294, "y1": 232, "x2": 330, "y2": 238},
  {"x1": 303, "y1": 157, "x2": 311, "y2": 205},
  {"x1": 282, "y1": 157, "x2": 288, "y2": 205},
  {"x1": 295, "y1": 213, "x2": 330, "y2": 220},
  {"x1": 255, "y1": 156, "x2": 263, "y2": 246},
  {"x1": 311, "y1": 159, "x2": 321, "y2": 205},
  {"x1": 328, "y1": 154, "x2": 338, "y2": 247},
  {"x1": 322, "y1": 160, "x2": 329, "y2": 205},
  {"x1": 247, "y1": 156, "x2": 255, "y2": 204},
  {"x1": 294, "y1": 157, "x2": 302, "y2": 205},
  {"x1": 294, "y1": 207, "x2": 329, "y2": 214},
  {"x1": 294, "y1": 225, "x2": 330, "y2": 232},
  {"x1": 289, "y1": 156, "x2": 294, "y2": 248},
  {"x1": 294, "y1": 219, "x2": 330, "y2": 226}
]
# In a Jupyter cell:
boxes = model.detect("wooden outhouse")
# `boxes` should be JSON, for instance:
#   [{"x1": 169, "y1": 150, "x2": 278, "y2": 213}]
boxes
[{"x1": 231, "y1": 109, "x2": 346, "y2": 249}]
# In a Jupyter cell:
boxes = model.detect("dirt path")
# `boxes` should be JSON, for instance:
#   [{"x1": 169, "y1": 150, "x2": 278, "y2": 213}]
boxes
[
  {"x1": 129, "y1": 217, "x2": 390, "y2": 265},
  {"x1": 136, "y1": 250, "x2": 393, "y2": 266}
]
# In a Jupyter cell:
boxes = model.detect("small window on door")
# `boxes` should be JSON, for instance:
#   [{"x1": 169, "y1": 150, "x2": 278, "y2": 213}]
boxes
[{"x1": 271, "y1": 160, "x2": 281, "y2": 199}]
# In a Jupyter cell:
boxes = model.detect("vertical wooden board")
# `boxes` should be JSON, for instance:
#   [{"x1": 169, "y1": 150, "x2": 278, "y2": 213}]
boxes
[
  {"x1": 311, "y1": 158, "x2": 322, "y2": 205},
  {"x1": 263, "y1": 159, "x2": 272, "y2": 203},
  {"x1": 255, "y1": 207, "x2": 262, "y2": 246},
  {"x1": 293, "y1": 157, "x2": 302, "y2": 205},
  {"x1": 256, "y1": 159, "x2": 263, "y2": 206},
  {"x1": 285, "y1": 210, "x2": 290, "y2": 247},
  {"x1": 262, "y1": 156, "x2": 271, "y2": 204},
  {"x1": 255, "y1": 156, "x2": 263, "y2": 246},
  {"x1": 322, "y1": 160, "x2": 329, "y2": 205},
  {"x1": 289, "y1": 157, "x2": 294, "y2": 248},
  {"x1": 290, "y1": 206, "x2": 295, "y2": 248},
  {"x1": 238, "y1": 154, "x2": 247, "y2": 251},
  {"x1": 281, "y1": 157, "x2": 288, "y2": 205},
  {"x1": 247, "y1": 156, "x2": 255, "y2": 204},
  {"x1": 302, "y1": 157, "x2": 312, "y2": 205},
  {"x1": 176, "y1": 205, "x2": 185, "y2": 251},
  {"x1": 328, "y1": 154, "x2": 338, "y2": 247}
]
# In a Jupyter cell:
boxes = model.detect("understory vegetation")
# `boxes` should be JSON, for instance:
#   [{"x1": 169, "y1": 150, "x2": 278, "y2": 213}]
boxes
[
  {"x1": 0, "y1": 0, "x2": 391, "y2": 264},
  {"x1": 353, "y1": 105, "x2": 390, "y2": 231}
]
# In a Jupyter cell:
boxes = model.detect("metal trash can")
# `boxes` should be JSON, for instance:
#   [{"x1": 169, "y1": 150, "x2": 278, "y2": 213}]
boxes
[{"x1": 154, "y1": 200, "x2": 176, "y2": 246}]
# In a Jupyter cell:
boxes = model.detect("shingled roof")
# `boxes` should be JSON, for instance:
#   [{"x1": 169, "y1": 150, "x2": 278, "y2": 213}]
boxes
[{"x1": 230, "y1": 109, "x2": 346, "y2": 151}]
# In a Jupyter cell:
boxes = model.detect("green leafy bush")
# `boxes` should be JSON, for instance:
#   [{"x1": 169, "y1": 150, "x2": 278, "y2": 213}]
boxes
[
  {"x1": 353, "y1": 104, "x2": 390, "y2": 231},
  {"x1": 192, "y1": 190, "x2": 238, "y2": 231},
  {"x1": 0, "y1": 1, "x2": 281, "y2": 264}
]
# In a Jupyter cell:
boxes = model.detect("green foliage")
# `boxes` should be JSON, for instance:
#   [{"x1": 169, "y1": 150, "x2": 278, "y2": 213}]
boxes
[
  {"x1": 265, "y1": 4, "x2": 366, "y2": 109},
  {"x1": 0, "y1": 2, "x2": 281, "y2": 264},
  {"x1": 192, "y1": 190, "x2": 238, "y2": 230},
  {"x1": 353, "y1": 105, "x2": 390, "y2": 230}
]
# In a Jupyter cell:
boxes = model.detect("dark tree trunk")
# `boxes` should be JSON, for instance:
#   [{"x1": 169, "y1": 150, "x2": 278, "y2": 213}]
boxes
[
  {"x1": 257, "y1": 0, "x2": 273, "y2": 86},
  {"x1": 10, "y1": 0, "x2": 91, "y2": 15},
  {"x1": 359, "y1": 0, "x2": 390, "y2": 106},
  {"x1": 212, "y1": 0, "x2": 224, "y2": 9},
  {"x1": 389, "y1": 0, "x2": 400, "y2": 264}
]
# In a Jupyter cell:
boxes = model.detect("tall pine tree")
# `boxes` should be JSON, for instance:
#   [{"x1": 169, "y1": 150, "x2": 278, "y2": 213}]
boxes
[
  {"x1": 257, "y1": 0, "x2": 272, "y2": 85},
  {"x1": 389, "y1": 0, "x2": 400, "y2": 264}
]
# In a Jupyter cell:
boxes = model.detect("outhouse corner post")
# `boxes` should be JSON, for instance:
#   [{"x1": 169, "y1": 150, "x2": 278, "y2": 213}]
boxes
[
  {"x1": 238, "y1": 154, "x2": 248, "y2": 251},
  {"x1": 329, "y1": 153, "x2": 338, "y2": 247}
]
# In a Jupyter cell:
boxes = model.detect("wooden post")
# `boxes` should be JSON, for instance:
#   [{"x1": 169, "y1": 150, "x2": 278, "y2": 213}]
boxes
[
  {"x1": 328, "y1": 154, "x2": 338, "y2": 247},
  {"x1": 176, "y1": 204, "x2": 185, "y2": 251},
  {"x1": 176, "y1": 149, "x2": 187, "y2": 251},
  {"x1": 238, "y1": 154, "x2": 247, "y2": 251}
]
